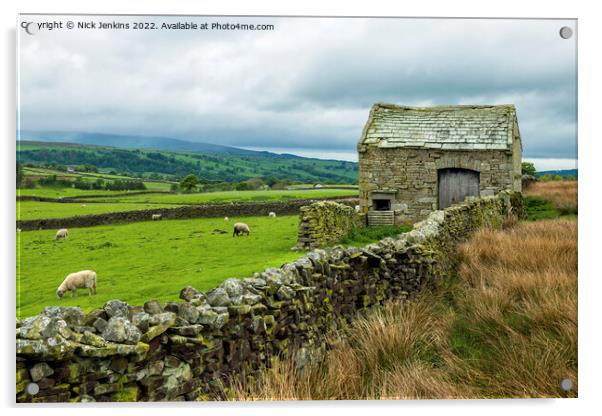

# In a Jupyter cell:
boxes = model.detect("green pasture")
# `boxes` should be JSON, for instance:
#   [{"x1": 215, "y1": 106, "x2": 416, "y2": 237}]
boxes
[
  {"x1": 21, "y1": 165, "x2": 175, "y2": 192},
  {"x1": 16, "y1": 215, "x2": 303, "y2": 319},
  {"x1": 17, "y1": 187, "x2": 152, "y2": 198},
  {"x1": 77, "y1": 188, "x2": 359, "y2": 205},
  {"x1": 286, "y1": 184, "x2": 358, "y2": 189},
  {"x1": 17, "y1": 201, "x2": 176, "y2": 220}
]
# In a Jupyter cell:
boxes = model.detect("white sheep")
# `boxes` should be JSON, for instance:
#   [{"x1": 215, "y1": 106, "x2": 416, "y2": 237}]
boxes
[
  {"x1": 57, "y1": 270, "x2": 97, "y2": 299},
  {"x1": 55, "y1": 228, "x2": 69, "y2": 240},
  {"x1": 224, "y1": 216, "x2": 229, "y2": 221},
  {"x1": 152, "y1": 214, "x2": 162, "y2": 221},
  {"x1": 233, "y1": 222, "x2": 250, "y2": 237},
  {"x1": 16, "y1": 228, "x2": 21, "y2": 233},
  {"x1": 268, "y1": 212, "x2": 276, "y2": 218}
]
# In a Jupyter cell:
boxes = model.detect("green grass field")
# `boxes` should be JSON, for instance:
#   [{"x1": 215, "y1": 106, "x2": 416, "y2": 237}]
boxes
[
  {"x1": 17, "y1": 187, "x2": 160, "y2": 198},
  {"x1": 16, "y1": 215, "x2": 304, "y2": 319},
  {"x1": 17, "y1": 188, "x2": 358, "y2": 220},
  {"x1": 17, "y1": 201, "x2": 176, "y2": 220},
  {"x1": 77, "y1": 188, "x2": 359, "y2": 205},
  {"x1": 21, "y1": 165, "x2": 175, "y2": 192}
]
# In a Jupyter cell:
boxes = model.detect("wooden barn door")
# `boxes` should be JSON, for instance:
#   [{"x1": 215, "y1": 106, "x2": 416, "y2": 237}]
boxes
[{"x1": 438, "y1": 168, "x2": 480, "y2": 209}]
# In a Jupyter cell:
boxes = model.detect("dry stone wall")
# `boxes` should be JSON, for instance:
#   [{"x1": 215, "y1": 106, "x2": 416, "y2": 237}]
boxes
[
  {"x1": 17, "y1": 197, "x2": 358, "y2": 231},
  {"x1": 16, "y1": 191, "x2": 524, "y2": 402},
  {"x1": 296, "y1": 201, "x2": 366, "y2": 250}
]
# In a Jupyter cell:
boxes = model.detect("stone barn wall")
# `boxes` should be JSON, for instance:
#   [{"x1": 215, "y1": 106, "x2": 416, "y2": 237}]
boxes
[
  {"x1": 358, "y1": 147, "x2": 515, "y2": 223},
  {"x1": 296, "y1": 201, "x2": 366, "y2": 250},
  {"x1": 16, "y1": 191, "x2": 524, "y2": 403}
]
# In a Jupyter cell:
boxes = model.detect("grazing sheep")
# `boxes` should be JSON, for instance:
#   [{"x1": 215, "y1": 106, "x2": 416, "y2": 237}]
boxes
[
  {"x1": 55, "y1": 228, "x2": 69, "y2": 240},
  {"x1": 233, "y1": 222, "x2": 250, "y2": 237},
  {"x1": 268, "y1": 212, "x2": 276, "y2": 218},
  {"x1": 224, "y1": 216, "x2": 229, "y2": 221},
  {"x1": 152, "y1": 214, "x2": 162, "y2": 221},
  {"x1": 57, "y1": 270, "x2": 97, "y2": 299}
]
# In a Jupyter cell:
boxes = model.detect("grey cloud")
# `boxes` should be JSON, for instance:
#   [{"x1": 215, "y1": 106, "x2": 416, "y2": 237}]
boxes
[{"x1": 18, "y1": 16, "x2": 576, "y2": 160}]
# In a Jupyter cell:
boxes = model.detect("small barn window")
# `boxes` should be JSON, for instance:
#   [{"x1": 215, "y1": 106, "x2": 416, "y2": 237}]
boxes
[{"x1": 373, "y1": 199, "x2": 391, "y2": 211}]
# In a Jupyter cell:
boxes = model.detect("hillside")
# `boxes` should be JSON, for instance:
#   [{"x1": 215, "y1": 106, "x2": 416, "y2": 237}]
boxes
[
  {"x1": 19, "y1": 130, "x2": 284, "y2": 157},
  {"x1": 17, "y1": 140, "x2": 358, "y2": 184}
]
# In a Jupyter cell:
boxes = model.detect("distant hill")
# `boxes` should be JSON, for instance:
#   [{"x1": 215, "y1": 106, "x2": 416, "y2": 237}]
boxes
[
  {"x1": 18, "y1": 130, "x2": 302, "y2": 159},
  {"x1": 536, "y1": 169, "x2": 578, "y2": 177},
  {"x1": 17, "y1": 140, "x2": 358, "y2": 184}
]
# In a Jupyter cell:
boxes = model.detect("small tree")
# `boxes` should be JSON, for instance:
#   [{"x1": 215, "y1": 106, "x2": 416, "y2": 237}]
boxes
[
  {"x1": 180, "y1": 174, "x2": 199, "y2": 193},
  {"x1": 522, "y1": 162, "x2": 537, "y2": 176}
]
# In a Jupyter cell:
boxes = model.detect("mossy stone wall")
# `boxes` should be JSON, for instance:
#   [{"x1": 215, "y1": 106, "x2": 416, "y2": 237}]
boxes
[
  {"x1": 296, "y1": 201, "x2": 366, "y2": 250},
  {"x1": 16, "y1": 191, "x2": 522, "y2": 402}
]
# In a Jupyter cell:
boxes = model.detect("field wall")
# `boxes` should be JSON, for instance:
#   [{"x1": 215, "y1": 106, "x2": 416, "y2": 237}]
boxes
[
  {"x1": 16, "y1": 197, "x2": 358, "y2": 231},
  {"x1": 16, "y1": 191, "x2": 524, "y2": 402},
  {"x1": 296, "y1": 201, "x2": 365, "y2": 250}
]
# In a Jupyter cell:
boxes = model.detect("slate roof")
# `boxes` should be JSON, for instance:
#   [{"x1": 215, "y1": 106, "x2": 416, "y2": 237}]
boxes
[{"x1": 358, "y1": 103, "x2": 518, "y2": 151}]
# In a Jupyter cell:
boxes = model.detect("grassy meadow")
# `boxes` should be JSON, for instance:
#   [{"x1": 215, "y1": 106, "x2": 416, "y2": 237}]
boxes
[
  {"x1": 229, "y1": 219, "x2": 578, "y2": 399},
  {"x1": 17, "y1": 188, "x2": 358, "y2": 221},
  {"x1": 75, "y1": 188, "x2": 359, "y2": 205},
  {"x1": 17, "y1": 200, "x2": 177, "y2": 220},
  {"x1": 21, "y1": 166, "x2": 175, "y2": 192},
  {"x1": 17, "y1": 187, "x2": 155, "y2": 198},
  {"x1": 17, "y1": 215, "x2": 303, "y2": 319}
]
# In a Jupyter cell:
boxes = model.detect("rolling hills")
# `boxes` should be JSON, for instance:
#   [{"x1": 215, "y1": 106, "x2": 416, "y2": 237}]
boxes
[{"x1": 17, "y1": 138, "x2": 358, "y2": 184}]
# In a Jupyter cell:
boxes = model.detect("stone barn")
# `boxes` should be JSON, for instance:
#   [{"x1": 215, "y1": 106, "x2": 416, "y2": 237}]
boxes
[{"x1": 357, "y1": 103, "x2": 522, "y2": 225}]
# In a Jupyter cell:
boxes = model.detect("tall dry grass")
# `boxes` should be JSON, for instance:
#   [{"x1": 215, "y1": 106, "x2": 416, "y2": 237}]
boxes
[
  {"x1": 228, "y1": 219, "x2": 577, "y2": 400},
  {"x1": 452, "y1": 220, "x2": 577, "y2": 397},
  {"x1": 524, "y1": 180, "x2": 578, "y2": 214}
]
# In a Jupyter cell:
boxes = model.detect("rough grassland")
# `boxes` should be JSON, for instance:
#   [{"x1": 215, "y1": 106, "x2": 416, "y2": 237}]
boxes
[
  {"x1": 229, "y1": 220, "x2": 577, "y2": 400},
  {"x1": 17, "y1": 215, "x2": 302, "y2": 319},
  {"x1": 524, "y1": 180, "x2": 578, "y2": 216}
]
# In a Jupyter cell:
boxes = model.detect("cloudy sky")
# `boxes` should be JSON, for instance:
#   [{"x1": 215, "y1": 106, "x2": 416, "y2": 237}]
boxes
[{"x1": 18, "y1": 16, "x2": 577, "y2": 169}]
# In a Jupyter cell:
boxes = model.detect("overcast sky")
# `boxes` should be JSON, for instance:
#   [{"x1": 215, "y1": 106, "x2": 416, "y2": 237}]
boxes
[{"x1": 18, "y1": 16, "x2": 577, "y2": 169}]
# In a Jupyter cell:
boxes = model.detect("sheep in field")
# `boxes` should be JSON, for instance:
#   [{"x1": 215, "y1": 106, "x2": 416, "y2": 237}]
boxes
[
  {"x1": 224, "y1": 216, "x2": 229, "y2": 221},
  {"x1": 55, "y1": 228, "x2": 69, "y2": 240},
  {"x1": 57, "y1": 270, "x2": 97, "y2": 299},
  {"x1": 233, "y1": 222, "x2": 250, "y2": 237},
  {"x1": 268, "y1": 212, "x2": 276, "y2": 218},
  {"x1": 152, "y1": 214, "x2": 162, "y2": 221}
]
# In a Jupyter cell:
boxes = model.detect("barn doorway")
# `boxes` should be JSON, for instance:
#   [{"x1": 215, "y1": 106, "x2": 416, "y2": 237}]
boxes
[{"x1": 438, "y1": 168, "x2": 480, "y2": 209}]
